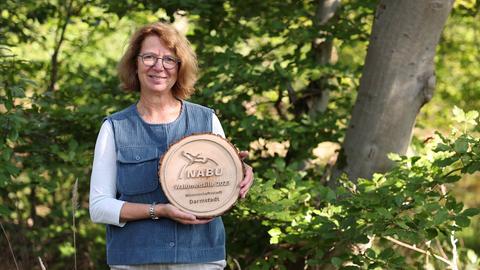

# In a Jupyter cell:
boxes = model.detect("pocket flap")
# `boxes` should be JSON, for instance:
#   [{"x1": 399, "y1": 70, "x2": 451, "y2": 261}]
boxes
[{"x1": 117, "y1": 146, "x2": 158, "y2": 163}]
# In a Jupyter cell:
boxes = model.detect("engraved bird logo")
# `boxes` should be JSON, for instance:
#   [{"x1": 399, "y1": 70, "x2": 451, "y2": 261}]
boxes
[{"x1": 178, "y1": 151, "x2": 218, "y2": 179}]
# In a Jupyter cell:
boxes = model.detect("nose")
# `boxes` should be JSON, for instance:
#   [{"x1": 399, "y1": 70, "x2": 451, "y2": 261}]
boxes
[{"x1": 151, "y1": 58, "x2": 165, "y2": 71}]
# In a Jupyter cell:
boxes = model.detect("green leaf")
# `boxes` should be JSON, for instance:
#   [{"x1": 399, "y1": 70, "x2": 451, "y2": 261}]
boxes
[
  {"x1": 454, "y1": 138, "x2": 469, "y2": 153},
  {"x1": 434, "y1": 157, "x2": 457, "y2": 167},
  {"x1": 0, "y1": 205, "x2": 11, "y2": 217},
  {"x1": 365, "y1": 248, "x2": 376, "y2": 259},
  {"x1": 467, "y1": 249, "x2": 478, "y2": 264},
  {"x1": 465, "y1": 162, "x2": 480, "y2": 174},
  {"x1": 433, "y1": 209, "x2": 449, "y2": 225},
  {"x1": 454, "y1": 202, "x2": 464, "y2": 213},
  {"x1": 379, "y1": 248, "x2": 394, "y2": 260},
  {"x1": 331, "y1": 257, "x2": 342, "y2": 268},
  {"x1": 462, "y1": 208, "x2": 480, "y2": 217},
  {"x1": 11, "y1": 86, "x2": 25, "y2": 98},
  {"x1": 356, "y1": 234, "x2": 370, "y2": 244},
  {"x1": 434, "y1": 143, "x2": 450, "y2": 152},
  {"x1": 424, "y1": 203, "x2": 440, "y2": 212},
  {"x1": 455, "y1": 215, "x2": 470, "y2": 227},
  {"x1": 452, "y1": 106, "x2": 465, "y2": 123},
  {"x1": 465, "y1": 110, "x2": 479, "y2": 125},
  {"x1": 8, "y1": 129, "x2": 19, "y2": 141},
  {"x1": 377, "y1": 207, "x2": 393, "y2": 219},
  {"x1": 426, "y1": 228, "x2": 438, "y2": 239},
  {"x1": 394, "y1": 196, "x2": 403, "y2": 206},
  {"x1": 59, "y1": 242, "x2": 75, "y2": 257},
  {"x1": 387, "y1": 153, "x2": 401, "y2": 161},
  {"x1": 321, "y1": 187, "x2": 336, "y2": 202},
  {"x1": 2, "y1": 147, "x2": 13, "y2": 160},
  {"x1": 396, "y1": 221, "x2": 410, "y2": 230},
  {"x1": 268, "y1": 227, "x2": 282, "y2": 244},
  {"x1": 443, "y1": 175, "x2": 461, "y2": 183},
  {"x1": 411, "y1": 156, "x2": 421, "y2": 164}
]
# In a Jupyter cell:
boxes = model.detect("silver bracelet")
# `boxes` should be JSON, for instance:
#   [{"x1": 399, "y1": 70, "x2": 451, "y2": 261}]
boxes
[{"x1": 149, "y1": 202, "x2": 159, "y2": 220}]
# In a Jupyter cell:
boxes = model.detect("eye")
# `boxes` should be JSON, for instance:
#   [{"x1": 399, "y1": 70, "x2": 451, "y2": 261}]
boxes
[
  {"x1": 143, "y1": 54, "x2": 156, "y2": 61},
  {"x1": 163, "y1": 56, "x2": 177, "y2": 64}
]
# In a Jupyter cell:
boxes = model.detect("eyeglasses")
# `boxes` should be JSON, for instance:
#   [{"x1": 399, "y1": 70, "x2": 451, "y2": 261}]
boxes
[{"x1": 138, "y1": 53, "x2": 181, "y2": 69}]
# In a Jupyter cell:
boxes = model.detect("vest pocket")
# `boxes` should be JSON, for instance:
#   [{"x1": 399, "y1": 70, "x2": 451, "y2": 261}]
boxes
[{"x1": 116, "y1": 146, "x2": 159, "y2": 195}]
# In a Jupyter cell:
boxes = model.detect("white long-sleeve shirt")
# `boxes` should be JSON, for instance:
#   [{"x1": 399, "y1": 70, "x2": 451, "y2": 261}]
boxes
[{"x1": 89, "y1": 113, "x2": 225, "y2": 227}]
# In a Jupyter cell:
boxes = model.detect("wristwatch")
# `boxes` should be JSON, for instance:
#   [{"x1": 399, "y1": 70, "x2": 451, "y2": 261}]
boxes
[{"x1": 149, "y1": 202, "x2": 159, "y2": 220}]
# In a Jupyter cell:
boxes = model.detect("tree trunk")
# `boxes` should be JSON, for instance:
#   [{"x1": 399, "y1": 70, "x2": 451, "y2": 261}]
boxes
[
  {"x1": 285, "y1": 0, "x2": 341, "y2": 166},
  {"x1": 332, "y1": 0, "x2": 454, "y2": 182},
  {"x1": 305, "y1": 0, "x2": 339, "y2": 117},
  {"x1": 291, "y1": 0, "x2": 340, "y2": 118}
]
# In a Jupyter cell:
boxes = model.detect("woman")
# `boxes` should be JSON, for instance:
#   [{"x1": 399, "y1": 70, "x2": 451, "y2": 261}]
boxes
[{"x1": 89, "y1": 22, "x2": 254, "y2": 269}]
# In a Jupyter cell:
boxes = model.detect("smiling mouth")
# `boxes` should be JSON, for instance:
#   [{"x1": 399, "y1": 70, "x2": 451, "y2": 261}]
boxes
[{"x1": 148, "y1": 75, "x2": 167, "y2": 79}]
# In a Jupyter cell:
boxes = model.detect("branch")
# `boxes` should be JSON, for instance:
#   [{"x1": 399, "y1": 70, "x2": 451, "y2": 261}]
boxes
[
  {"x1": 314, "y1": 0, "x2": 341, "y2": 26},
  {"x1": 286, "y1": 82, "x2": 297, "y2": 105},
  {"x1": 474, "y1": 12, "x2": 480, "y2": 63},
  {"x1": 384, "y1": 236, "x2": 452, "y2": 267},
  {"x1": 0, "y1": 221, "x2": 19, "y2": 270},
  {"x1": 435, "y1": 238, "x2": 448, "y2": 260},
  {"x1": 275, "y1": 88, "x2": 288, "y2": 120},
  {"x1": 29, "y1": 186, "x2": 38, "y2": 226},
  {"x1": 232, "y1": 257, "x2": 241, "y2": 270},
  {"x1": 443, "y1": 167, "x2": 462, "y2": 178},
  {"x1": 48, "y1": 0, "x2": 74, "y2": 92},
  {"x1": 450, "y1": 233, "x2": 459, "y2": 270},
  {"x1": 72, "y1": 179, "x2": 79, "y2": 270},
  {"x1": 38, "y1": 257, "x2": 47, "y2": 270}
]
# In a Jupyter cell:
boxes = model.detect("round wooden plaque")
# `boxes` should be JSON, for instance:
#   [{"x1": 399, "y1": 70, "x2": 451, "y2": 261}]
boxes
[{"x1": 159, "y1": 134, "x2": 243, "y2": 217}]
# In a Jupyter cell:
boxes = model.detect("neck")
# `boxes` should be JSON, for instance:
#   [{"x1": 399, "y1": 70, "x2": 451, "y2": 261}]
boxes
[
  {"x1": 137, "y1": 92, "x2": 181, "y2": 124},
  {"x1": 139, "y1": 91, "x2": 178, "y2": 110}
]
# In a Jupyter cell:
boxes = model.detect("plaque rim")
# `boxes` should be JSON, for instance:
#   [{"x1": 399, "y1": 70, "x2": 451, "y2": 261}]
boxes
[{"x1": 159, "y1": 133, "x2": 243, "y2": 217}]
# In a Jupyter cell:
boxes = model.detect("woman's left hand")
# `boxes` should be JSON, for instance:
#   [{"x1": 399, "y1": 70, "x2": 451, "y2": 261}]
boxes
[{"x1": 238, "y1": 151, "x2": 254, "y2": 199}]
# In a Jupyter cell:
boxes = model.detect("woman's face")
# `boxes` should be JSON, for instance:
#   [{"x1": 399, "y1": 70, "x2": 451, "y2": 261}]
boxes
[{"x1": 137, "y1": 35, "x2": 178, "y2": 95}]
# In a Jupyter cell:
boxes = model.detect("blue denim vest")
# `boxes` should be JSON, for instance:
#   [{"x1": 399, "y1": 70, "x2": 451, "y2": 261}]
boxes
[{"x1": 104, "y1": 101, "x2": 225, "y2": 265}]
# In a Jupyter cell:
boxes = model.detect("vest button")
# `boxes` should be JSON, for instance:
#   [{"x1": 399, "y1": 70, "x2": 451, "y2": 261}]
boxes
[
  {"x1": 135, "y1": 155, "x2": 141, "y2": 160},
  {"x1": 169, "y1": 242, "x2": 175, "y2": 247}
]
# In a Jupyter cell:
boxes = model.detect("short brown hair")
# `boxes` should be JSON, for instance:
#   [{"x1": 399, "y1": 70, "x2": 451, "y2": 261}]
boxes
[{"x1": 118, "y1": 22, "x2": 198, "y2": 99}]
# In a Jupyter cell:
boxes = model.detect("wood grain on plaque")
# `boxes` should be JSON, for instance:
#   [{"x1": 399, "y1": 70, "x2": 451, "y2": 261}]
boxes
[{"x1": 159, "y1": 134, "x2": 243, "y2": 217}]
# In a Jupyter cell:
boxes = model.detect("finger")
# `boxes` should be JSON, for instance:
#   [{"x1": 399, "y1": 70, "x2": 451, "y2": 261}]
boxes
[
  {"x1": 177, "y1": 212, "x2": 196, "y2": 221},
  {"x1": 239, "y1": 179, "x2": 252, "y2": 199},
  {"x1": 240, "y1": 167, "x2": 254, "y2": 199},
  {"x1": 174, "y1": 215, "x2": 198, "y2": 224},
  {"x1": 240, "y1": 178, "x2": 252, "y2": 190},
  {"x1": 240, "y1": 166, "x2": 254, "y2": 188},
  {"x1": 170, "y1": 207, "x2": 196, "y2": 221},
  {"x1": 197, "y1": 215, "x2": 214, "y2": 220},
  {"x1": 195, "y1": 218, "x2": 214, "y2": 224},
  {"x1": 179, "y1": 218, "x2": 213, "y2": 225},
  {"x1": 239, "y1": 185, "x2": 250, "y2": 199},
  {"x1": 239, "y1": 151, "x2": 248, "y2": 160}
]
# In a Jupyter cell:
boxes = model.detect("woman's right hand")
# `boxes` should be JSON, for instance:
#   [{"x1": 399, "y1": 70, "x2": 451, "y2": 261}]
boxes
[{"x1": 159, "y1": 204, "x2": 214, "y2": 224}]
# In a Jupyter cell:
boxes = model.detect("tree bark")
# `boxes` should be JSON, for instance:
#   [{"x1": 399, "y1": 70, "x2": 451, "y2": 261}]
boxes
[
  {"x1": 285, "y1": 0, "x2": 340, "y2": 165},
  {"x1": 48, "y1": 0, "x2": 74, "y2": 92},
  {"x1": 292, "y1": 0, "x2": 340, "y2": 118},
  {"x1": 332, "y1": 0, "x2": 454, "y2": 182}
]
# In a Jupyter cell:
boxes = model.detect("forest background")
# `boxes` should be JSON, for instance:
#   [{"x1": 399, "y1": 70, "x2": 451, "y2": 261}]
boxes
[{"x1": 1, "y1": 0, "x2": 480, "y2": 269}]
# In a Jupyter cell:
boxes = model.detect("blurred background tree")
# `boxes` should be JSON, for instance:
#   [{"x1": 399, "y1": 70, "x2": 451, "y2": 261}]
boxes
[{"x1": 1, "y1": 0, "x2": 479, "y2": 269}]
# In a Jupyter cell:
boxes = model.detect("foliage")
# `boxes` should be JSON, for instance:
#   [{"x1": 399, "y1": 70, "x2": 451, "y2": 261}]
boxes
[
  {"x1": 417, "y1": 0, "x2": 480, "y2": 131},
  {"x1": 0, "y1": 0, "x2": 479, "y2": 269},
  {"x1": 237, "y1": 107, "x2": 480, "y2": 269}
]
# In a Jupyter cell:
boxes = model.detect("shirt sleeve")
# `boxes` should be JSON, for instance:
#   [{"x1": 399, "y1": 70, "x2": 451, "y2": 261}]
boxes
[
  {"x1": 89, "y1": 120, "x2": 126, "y2": 227},
  {"x1": 212, "y1": 112, "x2": 226, "y2": 138}
]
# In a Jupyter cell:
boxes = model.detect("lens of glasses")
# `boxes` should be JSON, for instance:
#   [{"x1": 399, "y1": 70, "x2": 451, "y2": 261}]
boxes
[
  {"x1": 140, "y1": 54, "x2": 178, "y2": 69},
  {"x1": 142, "y1": 55, "x2": 157, "y2": 66},
  {"x1": 162, "y1": 56, "x2": 177, "y2": 69}
]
